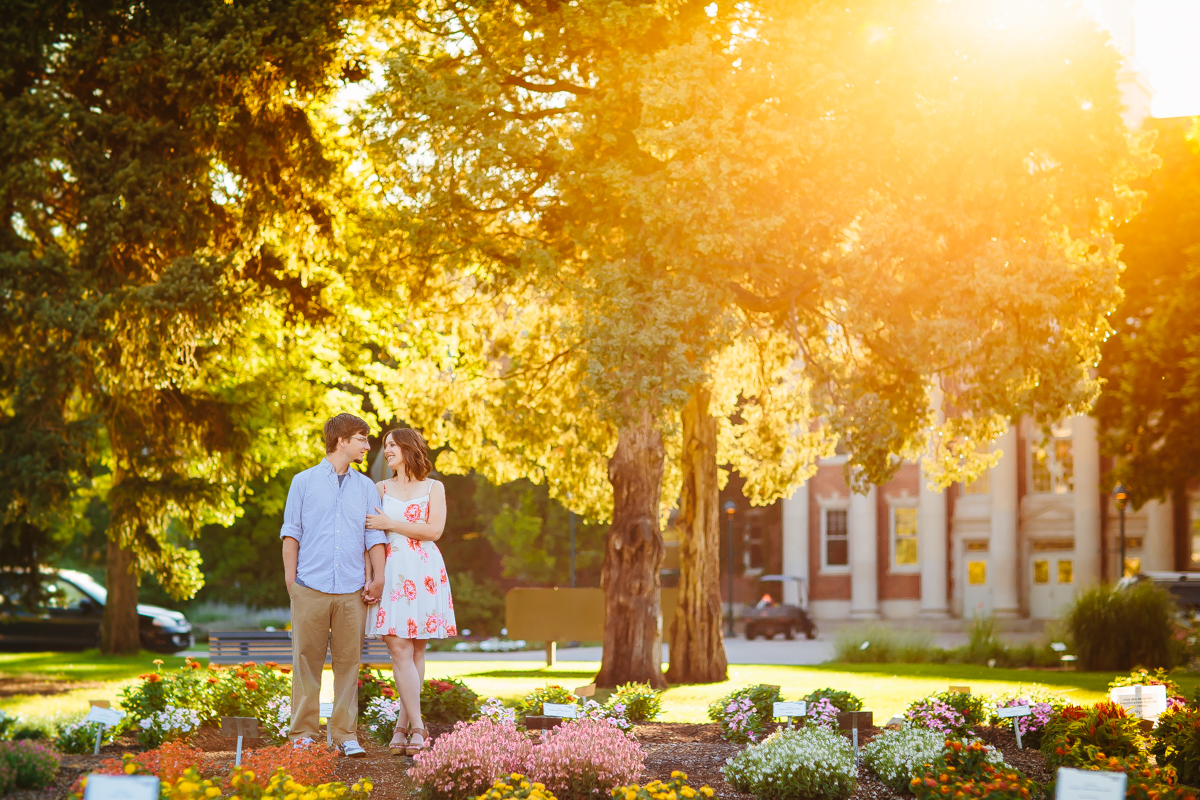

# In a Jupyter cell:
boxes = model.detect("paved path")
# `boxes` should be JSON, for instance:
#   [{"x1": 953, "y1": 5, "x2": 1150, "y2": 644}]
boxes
[{"x1": 424, "y1": 636, "x2": 836, "y2": 664}]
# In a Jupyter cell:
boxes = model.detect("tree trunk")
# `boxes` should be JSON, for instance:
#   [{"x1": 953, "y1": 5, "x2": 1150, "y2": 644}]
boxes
[
  {"x1": 595, "y1": 411, "x2": 668, "y2": 688},
  {"x1": 666, "y1": 387, "x2": 728, "y2": 684},
  {"x1": 101, "y1": 535, "x2": 141, "y2": 654}
]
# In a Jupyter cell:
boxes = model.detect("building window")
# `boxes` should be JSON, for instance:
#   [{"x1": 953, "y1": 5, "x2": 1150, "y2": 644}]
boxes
[
  {"x1": 1032, "y1": 434, "x2": 1073, "y2": 494},
  {"x1": 822, "y1": 507, "x2": 849, "y2": 571},
  {"x1": 1034, "y1": 560, "x2": 1049, "y2": 584},
  {"x1": 1057, "y1": 560, "x2": 1074, "y2": 584},
  {"x1": 892, "y1": 505, "x2": 919, "y2": 571},
  {"x1": 742, "y1": 510, "x2": 765, "y2": 576},
  {"x1": 963, "y1": 471, "x2": 990, "y2": 495},
  {"x1": 967, "y1": 561, "x2": 987, "y2": 585}
]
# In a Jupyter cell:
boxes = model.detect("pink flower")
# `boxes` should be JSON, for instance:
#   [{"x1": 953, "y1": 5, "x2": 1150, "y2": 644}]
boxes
[
  {"x1": 403, "y1": 580, "x2": 417, "y2": 601},
  {"x1": 405, "y1": 503, "x2": 423, "y2": 522},
  {"x1": 424, "y1": 576, "x2": 438, "y2": 595},
  {"x1": 407, "y1": 618, "x2": 419, "y2": 637},
  {"x1": 448, "y1": 593, "x2": 454, "y2": 611},
  {"x1": 375, "y1": 608, "x2": 386, "y2": 629},
  {"x1": 425, "y1": 613, "x2": 440, "y2": 634},
  {"x1": 388, "y1": 627, "x2": 397, "y2": 636},
  {"x1": 439, "y1": 567, "x2": 447, "y2": 584},
  {"x1": 407, "y1": 537, "x2": 422, "y2": 552},
  {"x1": 385, "y1": 544, "x2": 395, "y2": 559},
  {"x1": 390, "y1": 588, "x2": 402, "y2": 602},
  {"x1": 446, "y1": 623, "x2": 457, "y2": 636}
]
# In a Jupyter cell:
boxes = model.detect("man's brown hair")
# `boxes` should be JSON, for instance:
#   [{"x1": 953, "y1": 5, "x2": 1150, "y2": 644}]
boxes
[
  {"x1": 324, "y1": 413, "x2": 370, "y2": 453},
  {"x1": 384, "y1": 428, "x2": 433, "y2": 481}
]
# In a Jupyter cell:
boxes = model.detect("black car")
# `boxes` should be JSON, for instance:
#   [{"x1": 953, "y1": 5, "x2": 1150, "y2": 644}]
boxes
[{"x1": 0, "y1": 568, "x2": 193, "y2": 653}]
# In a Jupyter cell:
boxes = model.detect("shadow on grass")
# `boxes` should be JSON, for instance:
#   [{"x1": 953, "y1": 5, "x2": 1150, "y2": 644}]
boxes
[
  {"x1": 462, "y1": 668, "x2": 599, "y2": 680},
  {"x1": 803, "y1": 662, "x2": 1115, "y2": 691}
]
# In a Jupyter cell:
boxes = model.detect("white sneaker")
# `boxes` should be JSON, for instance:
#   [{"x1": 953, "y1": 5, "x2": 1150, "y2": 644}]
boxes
[
  {"x1": 341, "y1": 739, "x2": 367, "y2": 758},
  {"x1": 292, "y1": 737, "x2": 316, "y2": 748}
]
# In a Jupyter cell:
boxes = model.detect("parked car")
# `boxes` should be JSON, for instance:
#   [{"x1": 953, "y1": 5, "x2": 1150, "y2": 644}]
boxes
[
  {"x1": 0, "y1": 568, "x2": 192, "y2": 653},
  {"x1": 741, "y1": 574, "x2": 818, "y2": 640}
]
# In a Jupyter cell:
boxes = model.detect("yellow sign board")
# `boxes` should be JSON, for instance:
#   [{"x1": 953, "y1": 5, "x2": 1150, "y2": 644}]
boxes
[{"x1": 505, "y1": 587, "x2": 678, "y2": 642}]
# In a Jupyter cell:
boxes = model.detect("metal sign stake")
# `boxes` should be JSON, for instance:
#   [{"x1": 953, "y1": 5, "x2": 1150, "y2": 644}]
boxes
[{"x1": 94, "y1": 724, "x2": 104, "y2": 755}]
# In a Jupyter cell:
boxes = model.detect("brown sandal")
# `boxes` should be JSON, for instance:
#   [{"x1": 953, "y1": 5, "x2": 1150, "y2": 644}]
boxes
[
  {"x1": 389, "y1": 723, "x2": 410, "y2": 756},
  {"x1": 405, "y1": 727, "x2": 430, "y2": 756}
]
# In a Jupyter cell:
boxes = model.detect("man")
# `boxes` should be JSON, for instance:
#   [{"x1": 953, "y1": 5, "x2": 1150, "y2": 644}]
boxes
[{"x1": 281, "y1": 413, "x2": 386, "y2": 756}]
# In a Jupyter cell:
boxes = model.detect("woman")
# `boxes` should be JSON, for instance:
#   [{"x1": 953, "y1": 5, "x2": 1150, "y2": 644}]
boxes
[{"x1": 364, "y1": 427, "x2": 456, "y2": 756}]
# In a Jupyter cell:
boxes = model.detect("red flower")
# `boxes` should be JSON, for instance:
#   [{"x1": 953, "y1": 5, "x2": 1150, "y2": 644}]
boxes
[
  {"x1": 407, "y1": 618, "x2": 419, "y2": 637},
  {"x1": 386, "y1": 544, "x2": 395, "y2": 559},
  {"x1": 403, "y1": 580, "x2": 417, "y2": 601},
  {"x1": 404, "y1": 503, "x2": 423, "y2": 522},
  {"x1": 280, "y1": 667, "x2": 291, "y2": 674},
  {"x1": 425, "y1": 614, "x2": 440, "y2": 634},
  {"x1": 446, "y1": 624, "x2": 457, "y2": 636},
  {"x1": 424, "y1": 576, "x2": 438, "y2": 595},
  {"x1": 407, "y1": 537, "x2": 422, "y2": 551},
  {"x1": 376, "y1": 608, "x2": 387, "y2": 629},
  {"x1": 439, "y1": 567, "x2": 447, "y2": 584}
]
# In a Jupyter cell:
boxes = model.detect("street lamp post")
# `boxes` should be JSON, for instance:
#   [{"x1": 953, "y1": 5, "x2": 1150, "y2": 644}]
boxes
[
  {"x1": 723, "y1": 501, "x2": 737, "y2": 638},
  {"x1": 1113, "y1": 484, "x2": 1128, "y2": 580},
  {"x1": 569, "y1": 510, "x2": 576, "y2": 588}
]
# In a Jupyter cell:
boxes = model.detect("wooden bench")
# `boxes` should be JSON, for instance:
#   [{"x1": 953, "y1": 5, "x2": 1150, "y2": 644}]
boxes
[{"x1": 208, "y1": 631, "x2": 392, "y2": 666}]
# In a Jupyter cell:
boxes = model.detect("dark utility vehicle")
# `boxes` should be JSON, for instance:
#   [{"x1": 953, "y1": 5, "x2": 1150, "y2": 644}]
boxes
[
  {"x1": 0, "y1": 568, "x2": 192, "y2": 653},
  {"x1": 741, "y1": 574, "x2": 818, "y2": 640}
]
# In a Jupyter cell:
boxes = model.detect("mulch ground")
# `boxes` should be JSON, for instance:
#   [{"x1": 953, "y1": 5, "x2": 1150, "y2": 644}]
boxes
[{"x1": 20, "y1": 722, "x2": 1049, "y2": 800}]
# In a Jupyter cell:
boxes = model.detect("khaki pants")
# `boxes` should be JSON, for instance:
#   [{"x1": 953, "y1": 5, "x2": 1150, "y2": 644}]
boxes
[{"x1": 288, "y1": 582, "x2": 365, "y2": 744}]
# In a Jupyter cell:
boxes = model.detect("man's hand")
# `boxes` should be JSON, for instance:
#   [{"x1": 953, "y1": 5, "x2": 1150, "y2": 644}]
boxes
[{"x1": 363, "y1": 577, "x2": 384, "y2": 604}]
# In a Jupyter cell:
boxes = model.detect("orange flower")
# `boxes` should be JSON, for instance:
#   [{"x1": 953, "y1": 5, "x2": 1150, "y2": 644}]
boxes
[
  {"x1": 264, "y1": 661, "x2": 278, "y2": 669},
  {"x1": 189, "y1": 661, "x2": 201, "y2": 670},
  {"x1": 144, "y1": 673, "x2": 162, "y2": 683},
  {"x1": 244, "y1": 680, "x2": 258, "y2": 691},
  {"x1": 207, "y1": 677, "x2": 219, "y2": 684},
  {"x1": 242, "y1": 661, "x2": 258, "y2": 668},
  {"x1": 280, "y1": 667, "x2": 291, "y2": 674}
]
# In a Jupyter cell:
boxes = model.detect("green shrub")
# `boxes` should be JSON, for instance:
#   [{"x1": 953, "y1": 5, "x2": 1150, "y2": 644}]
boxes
[
  {"x1": 12, "y1": 726, "x2": 47, "y2": 741},
  {"x1": 911, "y1": 740, "x2": 1032, "y2": 800},
  {"x1": 1065, "y1": 582, "x2": 1179, "y2": 671},
  {"x1": 903, "y1": 691, "x2": 986, "y2": 737},
  {"x1": 608, "y1": 683, "x2": 661, "y2": 723},
  {"x1": 357, "y1": 665, "x2": 397, "y2": 712},
  {"x1": 1045, "y1": 745, "x2": 1195, "y2": 800},
  {"x1": 832, "y1": 624, "x2": 937, "y2": 663},
  {"x1": 724, "y1": 727, "x2": 856, "y2": 800},
  {"x1": 707, "y1": 685, "x2": 781, "y2": 743},
  {"x1": 516, "y1": 685, "x2": 579, "y2": 724},
  {"x1": 0, "y1": 740, "x2": 60, "y2": 791},
  {"x1": 423, "y1": 677, "x2": 480, "y2": 723},
  {"x1": 1150, "y1": 705, "x2": 1200, "y2": 787},
  {"x1": 449, "y1": 573, "x2": 507, "y2": 637},
  {"x1": 861, "y1": 727, "x2": 951, "y2": 792},
  {"x1": 0, "y1": 711, "x2": 14, "y2": 741},
  {"x1": 801, "y1": 688, "x2": 863, "y2": 713}
]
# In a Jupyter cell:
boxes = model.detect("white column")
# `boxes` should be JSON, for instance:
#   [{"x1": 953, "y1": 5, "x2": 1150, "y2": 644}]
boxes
[
  {"x1": 849, "y1": 485, "x2": 879, "y2": 619},
  {"x1": 991, "y1": 426, "x2": 1020, "y2": 618},
  {"x1": 781, "y1": 482, "x2": 809, "y2": 607},
  {"x1": 919, "y1": 466, "x2": 949, "y2": 617},
  {"x1": 1072, "y1": 415, "x2": 1101, "y2": 587},
  {"x1": 1144, "y1": 498, "x2": 1174, "y2": 572}
]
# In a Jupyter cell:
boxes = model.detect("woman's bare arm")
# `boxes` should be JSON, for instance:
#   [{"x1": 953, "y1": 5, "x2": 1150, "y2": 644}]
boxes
[{"x1": 365, "y1": 481, "x2": 446, "y2": 541}]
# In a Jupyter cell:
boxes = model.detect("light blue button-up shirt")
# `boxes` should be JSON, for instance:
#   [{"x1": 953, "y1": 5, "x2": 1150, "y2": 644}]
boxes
[{"x1": 280, "y1": 459, "x2": 387, "y2": 595}]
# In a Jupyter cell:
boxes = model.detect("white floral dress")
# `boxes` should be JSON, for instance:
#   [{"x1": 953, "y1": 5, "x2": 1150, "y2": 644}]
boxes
[{"x1": 364, "y1": 484, "x2": 457, "y2": 639}]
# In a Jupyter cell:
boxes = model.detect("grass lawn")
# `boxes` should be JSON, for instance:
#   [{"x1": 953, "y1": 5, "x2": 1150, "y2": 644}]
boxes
[{"x1": 4, "y1": 651, "x2": 1195, "y2": 727}]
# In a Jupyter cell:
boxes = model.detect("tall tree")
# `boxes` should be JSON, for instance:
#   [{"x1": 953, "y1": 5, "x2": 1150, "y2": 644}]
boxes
[
  {"x1": 1096, "y1": 117, "x2": 1200, "y2": 508},
  {"x1": 635, "y1": 0, "x2": 1152, "y2": 681},
  {"x1": 0, "y1": 0, "x2": 383, "y2": 651}
]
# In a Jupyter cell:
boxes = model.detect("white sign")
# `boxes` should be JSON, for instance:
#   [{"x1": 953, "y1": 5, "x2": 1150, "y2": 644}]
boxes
[
  {"x1": 1055, "y1": 767, "x2": 1126, "y2": 800},
  {"x1": 1109, "y1": 684, "x2": 1168, "y2": 722},
  {"x1": 998, "y1": 705, "x2": 1033, "y2": 719},
  {"x1": 773, "y1": 701, "x2": 807, "y2": 718},
  {"x1": 84, "y1": 706, "x2": 125, "y2": 727},
  {"x1": 84, "y1": 775, "x2": 160, "y2": 800},
  {"x1": 319, "y1": 702, "x2": 334, "y2": 718},
  {"x1": 542, "y1": 702, "x2": 578, "y2": 719}
]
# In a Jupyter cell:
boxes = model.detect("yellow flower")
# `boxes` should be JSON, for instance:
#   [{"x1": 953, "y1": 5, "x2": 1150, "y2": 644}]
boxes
[
  {"x1": 700, "y1": 789, "x2": 714, "y2": 797},
  {"x1": 153, "y1": 659, "x2": 164, "y2": 665},
  {"x1": 179, "y1": 782, "x2": 199, "y2": 794},
  {"x1": 670, "y1": 773, "x2": 683, "y2": 779},
  {"x1": 362, "y1": 780, "x2": 373, "y2": 792},
  {"x1": 681, "y1": 789, "x2": 695, "y2": 798},
  {"x1": 352, "y1": 786, "x2": 362, "y2": 793},
  {"x1": 244, "y1": 771, "x2": 255, "y2": 782},
  {"x1": 521, "y1": 782, "x2": 531, "y2": 789},
  {"x1": 511, "y1": 774, "x2": 523, "y2": 781},
  {"x1": 124, "y1": 763, "x2": 137, "y2": 775},
  {"x1": 206, "y1": 789, "x2": 222, "y2": 798}
]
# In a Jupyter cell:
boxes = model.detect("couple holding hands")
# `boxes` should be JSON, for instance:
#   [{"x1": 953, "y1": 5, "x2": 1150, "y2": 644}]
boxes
[{"x1": 280, "y1": 413, "x2": 456, "y2": 757}]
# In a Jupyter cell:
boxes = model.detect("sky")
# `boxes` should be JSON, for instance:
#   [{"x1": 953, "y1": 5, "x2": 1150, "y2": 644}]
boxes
[{"x1": 1135, "y1": 0, "x2": 1200, "y2": 118}]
